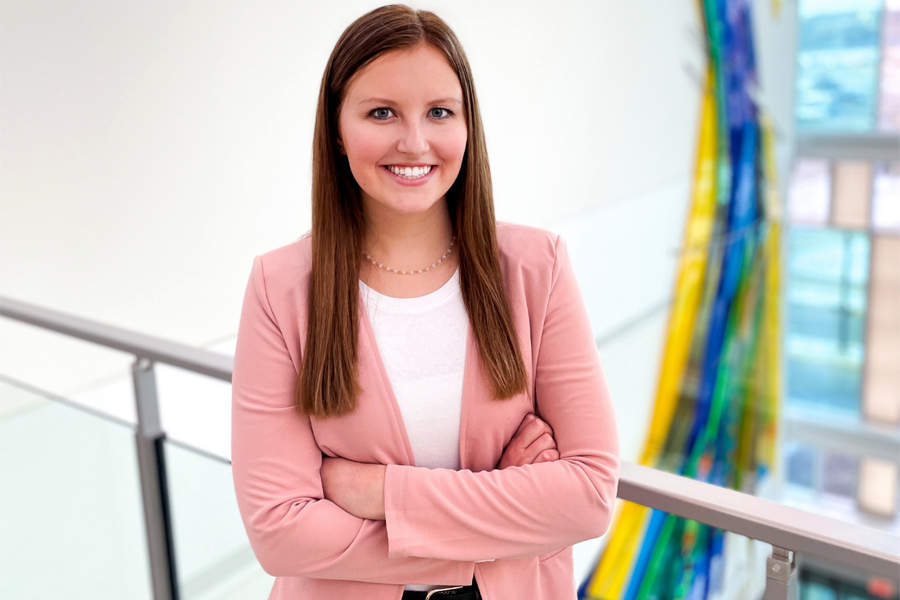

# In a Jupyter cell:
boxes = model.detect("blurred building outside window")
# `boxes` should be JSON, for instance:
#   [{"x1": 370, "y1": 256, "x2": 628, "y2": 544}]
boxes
[{"x1": 784, "y1": 0, "x2": 900, "y2": 548}]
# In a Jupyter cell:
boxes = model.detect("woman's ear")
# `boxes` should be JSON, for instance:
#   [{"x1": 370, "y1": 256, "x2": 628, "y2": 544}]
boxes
[{"x1": 336, "y1": 136, "x2": 346, "y2": 155}]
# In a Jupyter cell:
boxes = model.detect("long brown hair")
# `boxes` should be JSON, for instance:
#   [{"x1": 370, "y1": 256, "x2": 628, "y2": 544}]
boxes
[{"x1": 299, "y1": 4, "x2": 527, "y2": 418}]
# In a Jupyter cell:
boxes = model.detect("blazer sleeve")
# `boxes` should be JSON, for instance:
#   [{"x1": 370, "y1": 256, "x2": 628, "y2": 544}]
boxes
[
  {"x1": 231, "y1": 256, "x2": 475, "y2": 584},
  {"x1": 383, "y1": 236, "x2": 620, "y2": 562}
]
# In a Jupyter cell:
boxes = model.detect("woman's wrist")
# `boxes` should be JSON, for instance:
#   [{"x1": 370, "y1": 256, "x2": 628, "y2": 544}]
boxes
[
  {"x1": 364, "y1": 463, "x2": 387, "y2": 520},
  {"x1": 321, "y1": 457, "x2": 386, "y2": 520}
]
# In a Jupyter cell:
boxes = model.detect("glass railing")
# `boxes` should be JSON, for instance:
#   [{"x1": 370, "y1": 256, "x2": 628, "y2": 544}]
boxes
[
  {"x1": 0, "y1": 377, "x2": 152, "y2": 600},
  {"x1": 1, "y1": 296, "x2": 898, "y2": 600},
  {"x1": 162, "y1": 439, "x2": 272, "y2": 600},
  {"x1": 0, "y1": 374, "x2": 272, "y2": 600}
]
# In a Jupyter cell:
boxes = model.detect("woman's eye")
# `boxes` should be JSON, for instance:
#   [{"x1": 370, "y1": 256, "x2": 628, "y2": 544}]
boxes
[
  {"x1": 371, "y1": 107, "x2": 393, "y2": 119},
  {"x1": 429, "y1": 107, "x2": 452, "y2": 119}
]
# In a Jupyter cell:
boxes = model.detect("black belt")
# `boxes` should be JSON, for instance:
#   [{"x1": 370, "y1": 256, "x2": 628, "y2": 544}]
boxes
[{"x1": 402, "y1": 582, "x2": 481, "y2": 600}]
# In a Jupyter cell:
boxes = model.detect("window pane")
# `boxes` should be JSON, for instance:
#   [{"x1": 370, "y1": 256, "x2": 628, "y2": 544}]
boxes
[
  {"x1": 821, "y1": 451, "x2": 858, "y2": 497},
  {"x1": 872, "y1": 161, "x2": 900, "y2": 233},
  {"x1": 801, "y1": 576, "x2": 839, "y2": 600},
  {"x1": 789, "y1": 159, "x2": 833, "y2": 225},
  {"x1": 787, "y1": 228, "x2": 870, "y2": 412},
  {"x1": 787, "y1": 442, "x2": 819, "y2": 488},
  {"x1": 831, "y1": 160, "x2": 873, "y2": 229},
  {"x1": 858, "y1": 457, "x2": 899, "y2": 517},
  {"x1": 863, "y1": 235, "x2": 900, "y2": 425},
  {"x1": 878, "y1": 0, "x2": 900, "y2": 130},
  {"x1": 796, "y1": 0, "x2": 883, "y2": 132}
]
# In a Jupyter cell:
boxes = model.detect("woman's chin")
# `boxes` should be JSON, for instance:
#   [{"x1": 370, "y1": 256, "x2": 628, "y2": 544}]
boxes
[{"x1": 364, "y1": 194, "x2": 449, "y2": 220}]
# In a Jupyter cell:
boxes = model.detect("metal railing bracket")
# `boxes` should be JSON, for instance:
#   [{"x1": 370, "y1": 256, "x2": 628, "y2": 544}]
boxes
[{"x1": 764, "y1": 547, "x2": 796, "y2": 600}]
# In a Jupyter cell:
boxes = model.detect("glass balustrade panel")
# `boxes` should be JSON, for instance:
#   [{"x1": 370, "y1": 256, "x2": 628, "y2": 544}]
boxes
[
  {"x1": 0, "y1": 377, "x2": 151, "y2": 600},
  {"x1": 162, "y1": 439, "x2": 273, "y2": 600}
]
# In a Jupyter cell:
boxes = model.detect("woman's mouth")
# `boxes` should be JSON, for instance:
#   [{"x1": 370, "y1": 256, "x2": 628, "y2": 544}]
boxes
[{"x1": 384, "y1": 165, "x2": 434, "y2": 180}]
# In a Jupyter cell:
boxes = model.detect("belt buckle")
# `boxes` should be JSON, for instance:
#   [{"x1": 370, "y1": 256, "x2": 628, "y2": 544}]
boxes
[{"x1": 424, "y1": 586, "x2": 464, "y2": 600}]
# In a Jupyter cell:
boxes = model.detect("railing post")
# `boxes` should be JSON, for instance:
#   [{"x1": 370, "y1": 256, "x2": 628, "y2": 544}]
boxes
[
  {"x1": 763, "y1": 547, "x2": 797, "y2": 600},
  {"x1": 133, "y1": 358, "x2": 179, "y2": 600}
]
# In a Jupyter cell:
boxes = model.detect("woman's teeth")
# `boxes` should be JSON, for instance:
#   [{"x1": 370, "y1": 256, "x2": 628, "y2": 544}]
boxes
[{"x1": 388, "y1": 165, "x2": 433, "y2": 179}]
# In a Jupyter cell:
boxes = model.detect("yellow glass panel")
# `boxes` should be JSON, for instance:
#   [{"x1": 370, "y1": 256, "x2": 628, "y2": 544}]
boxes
[
  {"x1": 831, "y1": 160, "x2": 872, "y2": 230},
  {"x1": 863, "y1": 236, "x2": 900, "y2": 425}
]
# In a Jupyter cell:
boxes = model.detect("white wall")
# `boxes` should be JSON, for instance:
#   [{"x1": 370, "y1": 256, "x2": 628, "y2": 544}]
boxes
[{"x1": 0, "y1": 0, "x2": 703, "y2": 394}]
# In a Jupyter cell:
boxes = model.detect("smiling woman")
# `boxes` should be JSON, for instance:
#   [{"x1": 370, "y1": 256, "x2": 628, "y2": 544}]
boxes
[{"x1": 231, "y1": 5, "x2": 620, "y2": 600}]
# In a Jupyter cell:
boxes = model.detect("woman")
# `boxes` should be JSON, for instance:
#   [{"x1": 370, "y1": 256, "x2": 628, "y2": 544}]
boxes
[{"x1": 232, "y1": 5, "x2": 619, "y2": 600}]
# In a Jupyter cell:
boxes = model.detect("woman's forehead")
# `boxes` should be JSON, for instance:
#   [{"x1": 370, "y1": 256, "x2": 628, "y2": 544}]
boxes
[{"x1": 343, "y1": 44, "x2": 463, "y2": 106}]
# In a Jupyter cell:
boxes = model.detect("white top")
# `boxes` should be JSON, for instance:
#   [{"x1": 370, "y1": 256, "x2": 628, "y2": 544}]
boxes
[
  {"x1": 360, "y1": 271, "x2": 494, "y2": 587},
  {"x1": 359, "y1": 269, "x2": 468, "y2": 471}
]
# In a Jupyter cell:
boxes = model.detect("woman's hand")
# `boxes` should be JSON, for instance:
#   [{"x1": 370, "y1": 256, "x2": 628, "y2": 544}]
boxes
[
  {"x1": 320, "y1": 457, "x2": 386, "y2": 520},
  {"x1": 498, "y1": 413, "x2": 559, "y2": 469}
]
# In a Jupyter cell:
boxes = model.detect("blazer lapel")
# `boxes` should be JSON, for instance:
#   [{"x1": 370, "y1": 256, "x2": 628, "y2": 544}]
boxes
[
  {"x1": 458, "y1": 327, "x2": 535, "y2": 474},
  {"x1": 357, "y1": 295, "x2": 416, "y2": 466}
]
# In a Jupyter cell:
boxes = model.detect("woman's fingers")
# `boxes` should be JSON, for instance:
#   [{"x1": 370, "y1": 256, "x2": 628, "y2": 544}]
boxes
[
  {"x1": 499, "y1": 414, "x2": 558, "y2": 469},
  {"x1": 519, "y1": 431, "x2": 556, "y2": 465},
  {"x1": 535, "y1": 449, "x2": 560, "y2": 463},
  {"x1": 512, "y1": 413, "x2": 535, "y2": 437},
  {"x1": 516, "y1": 416, "x2": 555, "y2": 449},
  {"x1": 527, "y1": 431, "x2": 557, "y2": 454}
]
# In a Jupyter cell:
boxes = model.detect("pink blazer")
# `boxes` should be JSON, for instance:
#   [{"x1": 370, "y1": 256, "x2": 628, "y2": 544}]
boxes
[{"x1": 232, "y1": 222, "x2": 620, "y2": 600}]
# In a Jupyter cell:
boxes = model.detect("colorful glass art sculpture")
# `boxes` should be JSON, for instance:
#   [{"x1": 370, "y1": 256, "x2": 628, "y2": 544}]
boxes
[{"x1": 579, "y1": 1, "x2": 782, "y2": 598}]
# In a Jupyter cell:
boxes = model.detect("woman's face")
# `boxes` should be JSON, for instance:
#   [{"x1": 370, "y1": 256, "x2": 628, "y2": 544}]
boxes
[{"x1": 338, "y1": 43, "x2": 468, "y2": 220}]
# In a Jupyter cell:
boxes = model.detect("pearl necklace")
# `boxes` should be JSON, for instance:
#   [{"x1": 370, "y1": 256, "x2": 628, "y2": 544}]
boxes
[{"x1": 364, "y1": 237, "x2": 456, "y2": 275}]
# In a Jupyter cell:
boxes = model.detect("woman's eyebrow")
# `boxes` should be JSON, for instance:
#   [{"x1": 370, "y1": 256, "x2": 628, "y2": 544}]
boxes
[
  {"x1": 356, "y1": 97, "x2": 463, "y2": 106},
  {"x1": 357, "y1": 97, "x2": 396, "y2": 106}
]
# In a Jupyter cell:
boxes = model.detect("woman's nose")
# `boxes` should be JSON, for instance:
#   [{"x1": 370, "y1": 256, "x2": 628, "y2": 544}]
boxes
[{"x1": 396, "y1": 121, "x2": 429, "y2": 155}]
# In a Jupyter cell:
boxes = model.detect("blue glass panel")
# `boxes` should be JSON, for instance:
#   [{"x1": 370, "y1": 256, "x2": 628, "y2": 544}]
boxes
[
  {"x1": 796, "y1": 0, "x2": 884, "y2": 132},
  {"x1": 786, "y1": 227, "x2": 870, "y2": 413}
]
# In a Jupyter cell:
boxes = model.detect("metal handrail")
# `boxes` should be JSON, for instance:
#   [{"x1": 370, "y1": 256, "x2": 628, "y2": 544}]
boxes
[
  {"x1": 2, "y1": 296, "x2": 899, "y2": 584},
  {"x1": 619, "y1": 462, "x2": 899, "y2": 579},
  {"x1": 0, "y1": 297, "x2": 233, "y2": 382}
]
